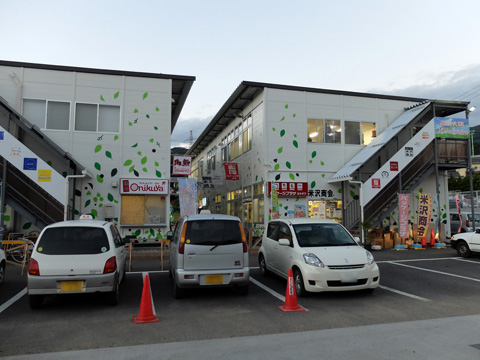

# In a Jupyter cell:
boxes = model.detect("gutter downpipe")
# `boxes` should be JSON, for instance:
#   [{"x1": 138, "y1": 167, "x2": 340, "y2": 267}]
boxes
[
  {"x1": 346, "y1": 178, "x2": 365, "y2": 246},
  {"x1": 64, "y1": 169, "x2": 91, "y2": 221}
]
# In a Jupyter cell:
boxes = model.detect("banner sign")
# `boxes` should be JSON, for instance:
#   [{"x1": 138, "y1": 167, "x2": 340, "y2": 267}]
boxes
[
  {"x1": 178, "y1": 178, "x2": 197, "y2": 216},
  {"x1": 120, "y1": 178, "x2": 169, "y2": 195},
  {"x1": 224, "y1": 162, "x2": 239, "y2": 180},
  {"x1": 417, "y1": 193, "x2": 433, "y2": 238},
  {"x1": 268, "y1": 182, "x2": 308, "y2": 197},
  {"x1": 271, "y1": 182, "x2": 279, "y2": 219},
  {"x1": 398, "y1": 194, "x2": 409, "y2": 239},
  {"x1": 172, "y1": 155, "x2": 192, "y2": 175},
  {"x1": 434, "y1": 117, "x2": 469, "y2": 139},
  {"x1": 455, "y1": 194, "x2": 462, "y2": 233}
]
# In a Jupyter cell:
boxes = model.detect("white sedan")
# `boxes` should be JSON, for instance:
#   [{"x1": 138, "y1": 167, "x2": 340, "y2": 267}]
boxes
[
  {"x1": 259, "y1": 218, "x2": 380, "y2": 296},
  {"x1": 451, "y1": 230, "x2": 480, "y2": 257}
]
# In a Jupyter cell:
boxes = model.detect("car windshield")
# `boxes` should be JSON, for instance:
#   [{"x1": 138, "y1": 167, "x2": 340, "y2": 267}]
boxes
[
  {"x1": 185, "y1": 220, "x2": 241, "y2": 245},
  {"x1": 36, "y1": 226, "x2": 110, "y2": 255},
  {"x1": 293, "y1": 223, "x2": 357, "y2": 247}
]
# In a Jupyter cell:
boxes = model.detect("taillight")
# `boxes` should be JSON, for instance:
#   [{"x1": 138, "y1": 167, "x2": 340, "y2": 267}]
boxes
[
  {"x1": 466, "y1": 219, "x2": 470, "y2": 227},
  {"x1": 239, "y1": 223, "x2": 248, "y2": 253},
  {"x1": 29, "y1": 258, "x2": 40, "y2": 276},
  {"x1": 179, "y1": 222, "x2": 188, "y2": 254},
  {"x1": 103, "y1": 256, "x2": 117, "y2": 274}
]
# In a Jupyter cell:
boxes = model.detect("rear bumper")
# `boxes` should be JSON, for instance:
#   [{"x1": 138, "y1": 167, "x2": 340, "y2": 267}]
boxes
[
  {"x1": 27, "y1": 272, "x2": 118, "y2": 295},
  {"x1": 174, "y1": 267, "x2": 250, "y2": 288}
]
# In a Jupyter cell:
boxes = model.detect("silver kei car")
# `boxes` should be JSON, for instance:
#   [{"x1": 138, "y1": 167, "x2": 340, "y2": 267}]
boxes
[
  {"x1": 27, "y1": 216, "x2": 127, "y2": 309},
  {"x1": 168, "y1": 211, "x2": 250, "y2": 298}
]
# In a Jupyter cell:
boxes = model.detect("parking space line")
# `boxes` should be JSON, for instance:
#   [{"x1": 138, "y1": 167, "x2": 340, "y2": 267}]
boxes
[
  {"x1": 378, "y1": 285, "x2": 430, "y2": 301},
  {"x1": 387, "y1": 261, "x2": 480, "y2": 283},
  {"x1": 376, "y1": 257, "x2": 456, "y2": 264},
  {"x1": 452, "y1": 258, "x2": 480, "y2": 265},
  {"x1": 0, "y1": 287, "x2": 27, "y2": 314},
  {"x1": 249, "y1": 277, "x2": 308, "y2": 311}
]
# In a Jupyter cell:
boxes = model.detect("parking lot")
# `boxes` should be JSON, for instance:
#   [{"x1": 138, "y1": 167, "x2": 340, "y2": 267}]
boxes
[{"x1": 2, "y1": 247, "x2": 480, "y2": 358}]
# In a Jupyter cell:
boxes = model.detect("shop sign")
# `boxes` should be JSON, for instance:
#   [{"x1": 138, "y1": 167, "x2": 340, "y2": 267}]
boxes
[
  {"x1": 398, "y1": 194, "x2": 409, "y2": 239},
  {"x1": 372, "y1": 178, "x2": 381, "y2": 189},
  {"x1": 172, "y1": 155, "x2": 192, "y2": 175},
  {"x1": 308, "y1": 189, "x2": 334, "y2": 198},
  {"x1": 417, "y1": 193, "x2": 432, "y2": 238},
  {"x1": 224, "y1": 162, "x2": 239, "y2": 180},
  {"x1": 390, "y1": 161, "x2": 398, "y2": 171},
  {"x1": 268, "y1": 182, "x2": 308, "y2": 197},
  {"x1": 120, "y1": 178, "x2": 169, "y2": 195}
]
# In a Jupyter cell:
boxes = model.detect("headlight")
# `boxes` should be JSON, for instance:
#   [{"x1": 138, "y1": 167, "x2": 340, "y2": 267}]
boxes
[
  {"x1": 303, "y1": 253, "x2": 325, "y2": 268},
  {"x1": 366, "y1": 250, "x2": 375, "y2": 265}
]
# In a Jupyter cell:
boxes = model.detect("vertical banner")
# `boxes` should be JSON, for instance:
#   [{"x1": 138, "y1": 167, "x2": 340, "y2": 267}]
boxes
[
  {"x1": 178, "y1": 178, "x2": 197, "y2": 217},
  {"x1": 417, "y1": 193, "x2": 432, "y2": 238},
  {"x1": 271, "y1": 182, "x2": 279, "y2": 219},
  {"x1": 455, "y1": 194, "x2": 462, "y2": 233},
  {"x1": 398, "y1": 194, "x2": 409, "y2": 239}
]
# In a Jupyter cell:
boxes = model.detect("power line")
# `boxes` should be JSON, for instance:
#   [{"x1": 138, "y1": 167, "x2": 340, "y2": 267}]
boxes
[{"x1": 453, "y1": 84, "x2": 480, "y2": 101}]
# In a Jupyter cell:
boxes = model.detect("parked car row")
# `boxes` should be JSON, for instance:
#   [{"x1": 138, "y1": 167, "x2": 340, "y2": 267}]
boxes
[
  {"x1": 450, "y1": 209, "x2": 480, "y2": 234},
  {"x1": 24, "y1": 212, "x2": 380, "y2": 309}
]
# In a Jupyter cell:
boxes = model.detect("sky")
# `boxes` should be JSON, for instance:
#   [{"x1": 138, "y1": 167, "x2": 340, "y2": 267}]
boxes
[{"x1": 2, "y1": 0, "x2": 480, "y2": 147}]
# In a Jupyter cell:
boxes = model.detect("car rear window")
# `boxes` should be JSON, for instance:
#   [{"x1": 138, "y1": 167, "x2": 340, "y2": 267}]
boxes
[
  {"x1": 36, "y1": 227, "x2": 110, "y2": 255},
  {"x1": 185, "y1": 220, "x2": 241, "y2": 245},
  {"x1": 293, "y1": 223, "x2": 357, "y2": 247}
]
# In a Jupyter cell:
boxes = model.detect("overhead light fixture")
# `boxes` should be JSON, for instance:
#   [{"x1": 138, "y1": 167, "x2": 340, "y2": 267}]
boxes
[
  {"x1": 309, "y1": 132, "x2": 318, "y2": 137},
  {"x1": 469, "y1": 106, "x2": 476, "y2": 113}
]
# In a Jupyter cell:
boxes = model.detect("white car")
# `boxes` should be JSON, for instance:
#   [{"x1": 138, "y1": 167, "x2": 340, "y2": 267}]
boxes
[
  {"x1": 451, "y1": 230, "x2": 480, "y2": 257},
  {"x1": 259, "y1": 218, "x2": 380, "y2": 296},
  {"x1": 27, "y1": 216, "x2": 127, "y2": 308},
  {"x1": 0, "y1": 246, "x2": 5, "y2": 285}
]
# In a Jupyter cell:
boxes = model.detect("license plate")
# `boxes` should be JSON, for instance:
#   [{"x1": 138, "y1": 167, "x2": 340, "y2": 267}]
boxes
[
  {"x1": 341, "y1": 272, "x2": 358, "y2": 283},
  {"x1": 60, "y1": 280, "x2": 83, "y2": 292},
  {"x1": 205, "y1": 274, "x2": 223, "y2": 285}
]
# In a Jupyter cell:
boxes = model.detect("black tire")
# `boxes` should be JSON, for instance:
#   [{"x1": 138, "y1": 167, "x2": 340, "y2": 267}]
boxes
[
  {"x1": 106, "y1": 281, "x2": 119, "y2": 306},
  {"x1": 235, "y1": 283, "x2": 249, "y2": 296},
  {"x1": 293, "y1": 268, "x2": 307, "y2": 297},
  {"x1": 0, "y1": 261, "x2": 5, "y2": 285},
  {"x1": 457, "y1": 241, "x2": 472, "y2": 258},
  {"x1": 259, "y1": 254, "x2": 268, "y2": 277},
  {"x1": 29, "y1": 295, "x2": 44, "y2": 309},
  {"x1": 120, "y1": 265, "x2": 126, "y2": 284},
  {"x1": 173, "y1": 280, "x2": 184, "y2": 299}
]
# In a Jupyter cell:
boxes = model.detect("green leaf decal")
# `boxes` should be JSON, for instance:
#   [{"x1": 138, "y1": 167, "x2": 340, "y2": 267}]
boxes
[
  {"x1": 312, "y1": 151, "x2": 317, "y2": 158},
  {"x1": 86, "y1": 191, "x2": 91, "y2": 196},
  {"x1": 156, "y1": 170, "x2": 162, "y2": 178},
  {"x1": 114, "y1": 135, "x2": 119, "y2": 141},
  {"x1": 350, "y1": 190, "x2": 356, "y2": 198},
  {"x1": 274, "y1": 164, "x2": 280, "y2": 170},
  {"x1": 321, "y1": 161, "x2": 325, "y2": 166},
  {"x1": 137, "y1": 151, "x2": 142, "y2": 156},
  {"x1": 286, "y1": 162, "x2": 291, "y2": 169},
  {"x1": 96, "y1": 174, "x2": 103, "y2": 183},
  {"x1": 280, "y1": 116, "x2": 285, "y2": 121},
  {"x1": 93, "y1": 197, "x2": 98, "y2": 202},
  {"x1": 311, "y1": 181, "x2": 316, "y2": 188},
  {"x1": 94, "y1": 162, "x2": 101, "y2": 171},
  {"x1": 108, "y1": 193, "x2": 114, "y2": 202},
  {"x1": 289, "y1": 173, "x2": 295, "y2": 180},
  {"x1": 129, "y1": 122, "x2": 133, "y2": 126},
  {"x1": 111, "y1": 168, "x2": 118, "y2": 177},
  {"x1": 146, "y1": 114, "x2": 150, "y2": 119},
  {"x1": 124, "y1": 160, "x2": 132, "y2": 166},
  {"x1": 155, "y1": 161, "x2": 159, "y2": 167},
  {"x1": 129, "y1": 165, "x2": 135, "y2": 173},
  {"x1": 132, "y1": 143, "x2": 138, "y2": 148},
  {"x1": 280, "y1": 129, "x2": 285, "y2": 137},
  {"x1": 100, "y1": 95, "x2": 105, "y2": 102},
  {"x1": 149, "y1": 138, "x2": 154, "y2": 143},
  {"x1": 143, "y1": 167, "x2": 148, "y2": 172},
  {"x1": 94, "y1": 145, "x2": 102, "y2": 153},
  {"x1": 275, "y1": 174, "x2": 281, "y2": 181},
  {"x1": 293, "y1": 140, "x2": 298, "y2": 148},
  {"x1": 143, "y1": 92, "x2": 148, "y2": 100},
  {"x1": 154, "y1": 126, "x2": 158, "y2": 130},
  {"x1": 284, "y1": 104, "x2": 288, "y2": 109},
  {"x1": 133, "y1": 169, "x2": 139, "y2": 177},
  {"x1": 23, "y1": 222, "x2": 32, "y2": 230},
  {"x1": 91, "y1": 209, "x2": 98, "y2": 218},
  {"x1": 134, "y1": 109, "x2": 139, "y2": 113},
  {"x1": 114, "y1": 91, "x2": 119, "y2": 99},
  {"x1": 156, "y1": 107, "x2": 159, "y2": 111},
  {"x1": 278, "y1": 147, "x2": 283, "y2": 154},
  {"x1": 293, "y1": 114, "x2": 296, "y2": 117},
  {"x1": 105, "y1": 151, "x2": 112, "y2": 159},
  {"x1": 321, "y1": 174, "x2": 325, "y2": 178}
]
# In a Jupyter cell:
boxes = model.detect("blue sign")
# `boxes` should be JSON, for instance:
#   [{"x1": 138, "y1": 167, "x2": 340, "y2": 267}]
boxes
[
  {"x1": 434, "y1": 117, "x2": 469, "y2": 139},
  {"x1": 23, "y1": 158, "x2": 38, "y2": 171},
  {"x1": 0, "y1": 131, "x2": 4, "y2": 140}
]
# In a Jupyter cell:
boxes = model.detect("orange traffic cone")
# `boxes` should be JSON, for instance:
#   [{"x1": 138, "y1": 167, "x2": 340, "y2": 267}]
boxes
[
  {"x1": 430, "y1": 229, "x2": 436, "y2": 247},
  {"x1": 132, "y1": 274, "x2": 160, "y2": 324},
  {"x1": 421, "y1": 236, "x2": 427, "y2": 248},
  {"x1": 279, "y1": 268, "x2": 305, "y2": 312}
]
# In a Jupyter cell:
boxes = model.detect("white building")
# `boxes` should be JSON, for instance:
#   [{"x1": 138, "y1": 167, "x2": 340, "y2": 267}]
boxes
[
  {"x1": 0, "y1": 60, "x2": 194, "y2": 242},
  {"x1": 187, "y1": 81, "x2": 471, "y2": 240}
]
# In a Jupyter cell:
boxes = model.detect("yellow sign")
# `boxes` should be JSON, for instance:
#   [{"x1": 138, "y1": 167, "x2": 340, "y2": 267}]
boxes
[{"x1": 38, "y1": 169, "x2": 52, "y2": 182}]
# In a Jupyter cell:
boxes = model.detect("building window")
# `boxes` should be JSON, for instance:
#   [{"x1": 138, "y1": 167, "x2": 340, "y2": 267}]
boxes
[
  {"x1": 23, "y1": 99, "x2": 70, "y2": 130},
  {"x1": 120, "y1": 195, "x2": 167, "y2": 226},
  {"x1": 307, "y1": 119, "x2": 340, "y2": 143},
  {"x1": 75, "y1": 103, "x2": 120, "y2": 133},
  {"x1": 345, "y1": 121, "x2": 376, "y2": 145}
]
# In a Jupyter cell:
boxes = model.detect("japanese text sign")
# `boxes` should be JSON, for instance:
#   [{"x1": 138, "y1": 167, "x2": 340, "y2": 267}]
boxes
[{"x1": 172, "y1": 155, "x2": 192, "y2": 175}]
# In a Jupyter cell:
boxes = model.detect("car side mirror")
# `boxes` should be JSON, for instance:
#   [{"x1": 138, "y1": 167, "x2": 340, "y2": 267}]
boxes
[
  {"x1": 278, "y1": 238, "x2": 290, "y2": 246},
  {"x1": 166, "y1": 231, "x2": 173, "y2": 240},
  {"x1": 353, "y1": 237, "x2": 361, "y2": 244}
]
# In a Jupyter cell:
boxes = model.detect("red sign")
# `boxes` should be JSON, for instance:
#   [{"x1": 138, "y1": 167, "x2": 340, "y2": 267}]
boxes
[
  {"x1": 224, "y1": 162, "x2": 239, "y2": 180},
  {"x1": 120, "y1": 178, "x2": 169, "y2": 195},
  {"x1": 390, "y1": 161, "x2": 398, "y2": 171},
  {"x1": 372, "y1": 178, "x2": 381, "y2": 189},
  {"x1": 172, "y1": 155, "x2": 192, "y2": 175},
  {"x1": 268, "y1": 182, "x2": 308, "y2": 197}
]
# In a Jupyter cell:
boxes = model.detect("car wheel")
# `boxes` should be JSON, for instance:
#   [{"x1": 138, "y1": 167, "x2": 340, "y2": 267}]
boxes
[
  {"x1": 29, "y1": 295, "x2": 44, "y2": 309},
  {"x1": 235, "y1": 283, "x2": 249, "y2": 296},
  {"x1": 0, "y1": 261, "x2": 5, "y2": 285},
  {"x1": 457, "y1": 241, "x2": 472, "y2": 258},
  {"x1": 293, "y1": 268, "x2": 307, "y2": 297},
  {"x1": 106, "y1": 281, "x2": 120, "y2": 306},
  {"x1": 173, "y1": 280, "x2": 184, "y2": 299},
  {"x1": 259, "y1": 254, "x2": 268, "y2": 277}
]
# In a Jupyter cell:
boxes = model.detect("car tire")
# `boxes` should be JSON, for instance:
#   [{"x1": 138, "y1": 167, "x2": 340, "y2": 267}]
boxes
[
  {"x1": 235, "y1": 283, "x2": 249, "y2": 296},
  {"x1": 259, "y1": 254, "x2": 268, "y2": 277},
  {"x1": 0, "y1": 261, "x2": 5, "y2": 285},
  {"x1": 457, "y1": 241, "x2": 472, "y2": 258},
  {"x1": 173, "y1": 280, "x2": 184, "y2": 299},
  {"x1": 293, "y1": 268, "x2": 307, "y2": 297},
  {"x1": 29, "y1": 295, "x2": 44, "y2": 309},
  {"x1": 106, "y1": 281, "x2": 120, "y2": 306}
]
